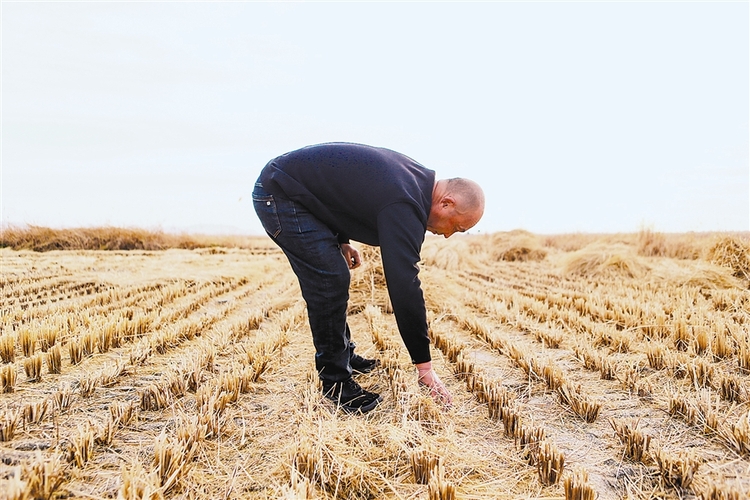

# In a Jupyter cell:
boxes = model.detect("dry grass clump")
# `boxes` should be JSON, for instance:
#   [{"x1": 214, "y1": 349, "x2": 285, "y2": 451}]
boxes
[
  {"x1": 38, "y1": 327, "x2": 57, "y2": 353},
  {"x1": 23, "y1": 400, "x2": 49, "y2": 425},
  {"x1": 687, "y1": 358, "x2": 715, "y2": 389},
  {"x1": 52, "y1": 383, "x2": 74, "y2": 412},
  {"x1": 700, "y1": 480, "x2": 745, "y2": 500},
  {"x1": 66, "y1": 423, "x2": 95, "y2": 467},
  {"x1": 68, "y1": 341, "x2": 83, "y2": 366},
  {"x1": 721, "y1": 411, "x2": 750, "y2": 455},
  {"x1": 654, "y1": 448, "x2": 700, "y2": 488},
  {"x1": 652, "y1": 259, "x2": 743, "y2": 289},
  {"x1": 292, "y1": 436, "x2": 319, "y2": 486},
  {"x1": 610, "y1": 419, "x2": 651, "y2": 463},
  {"x1": 706, "y1": 236, "x2": 750, "y2": 281},
  {"x1": 111, "y1": 402, "x2": 138, "y2": 427},
  {"x1": 140, "y1": 384, "x2": 172, "y2": 411},
  {"x1": 489, "y1": 230, "x2": 548, "y2": 262},
  {"x1": 535, "y1": 327, "x2": 563, "y2": 348},
  {"x1": 420, "y1": 237, "x2": 473, "y2": 271},
  {"x1": 1, "y1": 364, "x2": 17, "y2": 393},
  {"x1": 428, "y1": 469, "x2": 456, "y2": 500},
  {"x1": 561, "y1": 243, "x2": 648, "y2": 279},
  {"x1": 636, "y1": 229, "x2": 706, "y2": 259},
  {"x1": 19, "y1": 451, "x2": 67, "y2": 500},
  {"x1": 19, "y1": 328, "x2": 36, "y2": 357},
  {"x1": 0, "y1": 334, "x2": 15, "y2": 363},
  {"x1": 411, "y1": 448, "x2": 442, "y2": 485},
  {"x1": 0, "y1": 408, "x2": 22, "y2": 441},
  {"x1": 564, "y1": 468, "x2": 596, "y2": 500},
  {"x1": 718, "y1": 374, "x2": 746, "y2": 403},
  {"x1": 45, "y1": 345, "x2": 62, "y2": 375},
  {"x1": 78, "y1": 376, "x2": 97, "y2": 398},
  {"x1": 636, "y1": 228, "x2": 670, "y2": 257},
  {"x1": 486, "y1": 382, "x2": 514, "y2": 421},
  {"x1": 290, "y1": 425, "x2": 399, "y2": 499},
  {"x1": 646, "y1": 343, "x2": 667, "y2": 370},
  {"x1": 24, "y1": 354, "x2": 43, "y2": 382},
  {"x1": 558, "y1": 384, "x2": 601, "y2": 423},
  {"x1": 516, "y1": 425, "x2": 546, "y2": 466},
  {"x1": 118, "y1": 461, "x2": 162, "y2": 500},
  {"x1": 502, "y1": 405, "x2": 522, "y2": 438},
  {"x1": 95, "y1": 415, "x2": 117, "y2": 446},
  {"x1": 99, "y1": 362, "x2": 127, "y2": 388},
  {"x1": 153, "y1": 432, "x2": 197, "y2": 493},
  {"x1": 668, "y1": 391, "x2": 719, "y2": 435},
  {"x1": 538, "y1": 440, "x2": 565, "y2": 486}
]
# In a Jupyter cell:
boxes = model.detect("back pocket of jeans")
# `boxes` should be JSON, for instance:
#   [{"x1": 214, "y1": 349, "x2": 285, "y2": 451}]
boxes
[{"x1": 252, "y1": 194, "x2": 282, "y2": 238}]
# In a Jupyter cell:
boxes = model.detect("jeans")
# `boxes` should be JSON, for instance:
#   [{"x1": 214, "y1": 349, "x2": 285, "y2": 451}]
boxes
[{"x1": 252, "y1": 181, "x2": 356, "y2": 382}]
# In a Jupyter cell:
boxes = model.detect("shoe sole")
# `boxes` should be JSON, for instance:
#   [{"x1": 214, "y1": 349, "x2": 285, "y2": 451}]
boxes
[{"x1": 340, "y1": 395, "x2": 382, "y2": 414}]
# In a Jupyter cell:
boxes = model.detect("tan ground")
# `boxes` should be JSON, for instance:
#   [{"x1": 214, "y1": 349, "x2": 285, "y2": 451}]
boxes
[{"x1": 0, "y1": 232, "x2": 748, "y2": 499}]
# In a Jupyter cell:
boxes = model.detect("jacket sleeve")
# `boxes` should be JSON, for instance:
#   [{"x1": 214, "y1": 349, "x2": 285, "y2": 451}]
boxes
[{"x1": 376, "y1": 202, "x2": 431, "y2": 364}]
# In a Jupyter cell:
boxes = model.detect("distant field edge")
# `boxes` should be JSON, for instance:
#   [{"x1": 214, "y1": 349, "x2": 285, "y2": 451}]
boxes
[{"x1": 0, "y1": 224, "x2": 270, "y2": 252}]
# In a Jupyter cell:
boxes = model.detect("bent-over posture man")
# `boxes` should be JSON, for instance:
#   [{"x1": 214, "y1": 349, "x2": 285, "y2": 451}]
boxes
[{"x1": 253, "y1": 142, "x2": 484, "y2": 413}]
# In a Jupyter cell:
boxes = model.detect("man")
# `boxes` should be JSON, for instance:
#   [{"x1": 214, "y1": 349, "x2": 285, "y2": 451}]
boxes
[{"x1": 253, "y1": 143, "x2": 484, "y2": 413}]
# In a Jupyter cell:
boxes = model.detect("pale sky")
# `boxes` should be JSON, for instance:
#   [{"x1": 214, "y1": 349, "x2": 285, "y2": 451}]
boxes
[{"x1": 2, "y1": 1, "x2": 748, "y2": 235}]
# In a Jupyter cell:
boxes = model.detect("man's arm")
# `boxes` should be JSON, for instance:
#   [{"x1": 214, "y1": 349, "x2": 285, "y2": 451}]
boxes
[
  {"x1": 377, "y1": 203, "x2": 453, "y2": 406},
  {"x1": 377, "y1": 203, "x2": 431, "y2": 364}
]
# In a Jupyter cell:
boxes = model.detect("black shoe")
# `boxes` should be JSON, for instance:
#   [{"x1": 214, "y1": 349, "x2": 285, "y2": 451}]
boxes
[
  {"x1": 322, "y1": 378, "x2": 382, "y2": 413},
  {"x1": 350, "y1": 353, "x2": 380, "y2": 374}
]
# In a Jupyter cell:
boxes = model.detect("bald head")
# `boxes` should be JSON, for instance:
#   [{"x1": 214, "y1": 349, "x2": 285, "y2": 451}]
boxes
[
  {"x1": 444, "y1": 178, "x2": 485, "y2": 216},
  {"x1": 427, "y1": 178, "x2": 485, "y2": 238}
]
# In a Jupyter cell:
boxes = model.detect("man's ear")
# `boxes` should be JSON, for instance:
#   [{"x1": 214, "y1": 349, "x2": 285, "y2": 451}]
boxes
[{"x1": 441, "y1": 195, "x2": 456, "y2": 209}]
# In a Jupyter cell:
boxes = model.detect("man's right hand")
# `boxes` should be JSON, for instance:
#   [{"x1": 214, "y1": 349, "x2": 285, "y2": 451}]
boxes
[
  {"x1": 340, "y1": 243, "x2": 361, "y2": 269},
  {"x1": 416, "y1": 361, "x2": 453, "y2": 407}
]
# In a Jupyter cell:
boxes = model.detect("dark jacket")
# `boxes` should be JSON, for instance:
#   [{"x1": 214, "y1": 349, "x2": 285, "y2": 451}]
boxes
[{"x1": 259, "y1": 142, "x2": 435, "y2": 363}]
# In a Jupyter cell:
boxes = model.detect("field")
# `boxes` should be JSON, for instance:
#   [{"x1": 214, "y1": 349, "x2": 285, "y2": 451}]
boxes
[{"x1": 1, "y1": 230, "x2": 749, "y2": 500}]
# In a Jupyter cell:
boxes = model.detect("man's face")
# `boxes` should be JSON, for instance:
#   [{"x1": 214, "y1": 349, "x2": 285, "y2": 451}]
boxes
[{"x1": 426, "y1": 199, "x2": 481, "y2": 238}]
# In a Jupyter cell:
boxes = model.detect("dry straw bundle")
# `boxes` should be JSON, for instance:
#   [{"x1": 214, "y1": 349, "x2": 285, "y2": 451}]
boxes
[
  {"x1": 153, "y1": 432, "x2": 197, "y2": 493},
  {"x1": 700, "y1": 480, "x2": 745, "y2": 500},
  {"x1": 516, "y1": 425, "x2": 546, "y2": 466},
  {"x1": 22, "y1": 451, "x2": 66, "y2": 500},
  {"x1": 610, "y1": 419, "x2": 651, "y2": 463},
  {"x1": 563, "y1": 468, "x2": 597, "y2": 500},
  {"x1": 420, "y1": 237, "x2": 474, "y2": 271},
  {"x1": 561, "y1": 243, "x2": 648, "y2": 279},
  {"x1": 636, "y1": 228, "x2": 706, "y2": 259},
  {"x1": 721, "y1": 411, "x2": 750, "y2": 455},
  {"x1": 489, "y1": 230, "x2": 548, "y2": 262},
  {"x1": 654, "y1": 448, "x2": 701, "y2": 489},
  {"x1": 289, "y1": 423, "x2": 397, "y2": 499},
  {"x1": 0, "y1": 409, "x2": 21, "y2": 442},
  {"x1": 0, "y1": 224, "x2": 221, "y2": 251},
  {"x1": 558, "y1": 384, "x2": 601, "y2": 423},
  {"x1": 428, "y1": 470, "x2": 456, "y2": 500},
  {"x1": 66, "y1": 423, "x2": 95, "y2": 468},
  {"x1": 23, "y1": 400, "x2": 49, "y2": 426},
  {"x1": 118, "y1": 461, "x2": 162, "y2": 500},
  {"x1": 537, "y1": 440, "x2": 565, "y2": 486},
  {"x1": 707, "y1": 236, "x2": 750, "y2": 282},
  {"x1": 0, "y1": 334, "x2": 15, "y2": 363},
  {"x1": 411, "y1": 448, "x2": 442, "y2": 485},
  {"x1": 1, "y1": 364, "x2": 17, "y2": 393}
]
